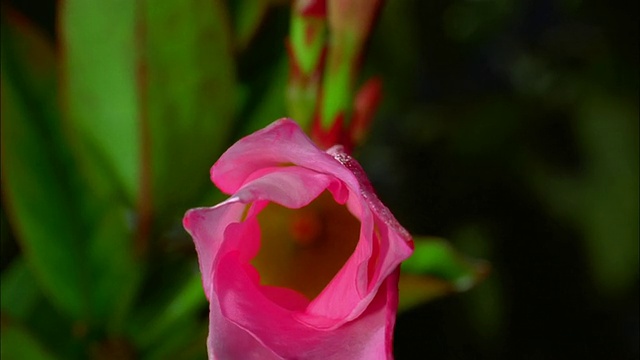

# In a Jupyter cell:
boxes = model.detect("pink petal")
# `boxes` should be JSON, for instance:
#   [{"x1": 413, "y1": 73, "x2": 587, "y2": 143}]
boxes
[
  {"x1": 207, "y1": 282, "x2": 282, "y2": 360},
  {"x1": 211, "y1": 119, "x2": 358, "y2": 196},
  {"x1": 214, "y1": 252, "x2": 398, "y2": 359},
  {"x1": 301, "y1": 147, "x2": 413, "y2": 325},
  {"x1": 235, "y1": 166, "x2": 346, "y2": 209},
  {"x1": 183, "y1": 198, "x2": 246, "y2": 300}
]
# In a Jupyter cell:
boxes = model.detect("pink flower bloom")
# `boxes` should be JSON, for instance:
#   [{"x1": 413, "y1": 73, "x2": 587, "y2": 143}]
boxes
[{"x1": 183, "y1": 119, "x2": 413, "y2": 359}]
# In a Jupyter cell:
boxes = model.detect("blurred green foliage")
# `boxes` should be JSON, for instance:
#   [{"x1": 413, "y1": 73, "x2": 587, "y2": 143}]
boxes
[
  {"x1": 399, "y1": 237, "x2": 488, "y2": 311},
  {"x1": 1, "y1": 0, "x2": 638, "y2": 359},
  {"x1": 1, "y1": 1, "x2": 245, "y2": 358}
]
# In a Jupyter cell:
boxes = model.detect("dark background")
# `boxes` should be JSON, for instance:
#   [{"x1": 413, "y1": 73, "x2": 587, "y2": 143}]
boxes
[{"x1": 365, "y1": 1, "x2": 639, "y2": 359}]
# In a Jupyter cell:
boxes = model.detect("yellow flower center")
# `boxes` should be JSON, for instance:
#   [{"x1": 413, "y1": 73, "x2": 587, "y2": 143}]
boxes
[{"x1": 252, "y1": 190, "x2": 360, "y2": 300}]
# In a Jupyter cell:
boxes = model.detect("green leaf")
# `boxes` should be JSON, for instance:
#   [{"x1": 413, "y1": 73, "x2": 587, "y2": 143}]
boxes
[
  {"x1": 1, "y1": 13, "x2": 88, "y2": 318},
  {"x1": 22, "y1": 291, "x2": 85, "y2": 359},
  {"x1": 1, "y1": 258, "x2": 41, "y2": 320},
  {"x1": 88, "y1": 206, "x2": 140, "y2": 332},
  {"x1": 131, "y1": 271, "x2": 207, "y2": 350},
  {"x1": 144, "y1": 318, "x2": 207, "y2": 360},
  {"x1": 398, "y1": 274, "x2": 454, "y2": 310},
  {"x1": 0, "y1": 323, "x2": 56, "y2": 360},
  {"x1": 2, "y1": 9, "x2": 143, "y2": 330},
  {"x1": 60, "y1": 0, "x2": 140, "y2": 205},
  {"x1": 399, "y1": 237, "x2": 488, "y2": 310},
  {"x1": 143, "y1": 0, "x2": 237, "y2": 220},
  {"x1": 230, "y1": 0, "x2": 270, "y2": 52},
  {"x1": 164, "y1": 324, "x2": 208, "y2": 360}
]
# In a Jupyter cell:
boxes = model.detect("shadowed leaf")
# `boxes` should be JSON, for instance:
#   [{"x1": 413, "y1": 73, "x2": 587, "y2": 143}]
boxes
[
  {"x1": 1, "y1": 12, "x2": 87, "y2": 318},
  {"x1": 0, "y1": 258, "x2": 41, "y2": 320},
  {"x1": 399, "y1": 237, "x2": 488, "y2": 311},
  {"x1": 3, "y1": 7, "x2": 141, "y2": 329},
  {"x1": 0, "y1": 323, "x2": 56, "y2": 360}
]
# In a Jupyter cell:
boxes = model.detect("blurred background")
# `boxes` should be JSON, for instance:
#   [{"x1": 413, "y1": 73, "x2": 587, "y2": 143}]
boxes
[{"x1": 1, "y1": 0, "x2": 638, "y2": 359}]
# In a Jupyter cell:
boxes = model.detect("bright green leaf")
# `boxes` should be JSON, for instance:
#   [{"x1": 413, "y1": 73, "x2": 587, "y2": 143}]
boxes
[
  {"x1": 60, "y1": 0, "x2": 140, "y2": 205},
  {"x1": 143, "y1": 0, "x2": 236, "y2": 220},
  {"x1": 403, "y1": 237, "x2": 488, "y2": 289}
]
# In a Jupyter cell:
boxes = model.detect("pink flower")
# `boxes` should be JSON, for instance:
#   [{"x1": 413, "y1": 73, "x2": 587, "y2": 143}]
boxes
[{"x1": 183, "y1": 119, "x2": 414, "y2": 359}]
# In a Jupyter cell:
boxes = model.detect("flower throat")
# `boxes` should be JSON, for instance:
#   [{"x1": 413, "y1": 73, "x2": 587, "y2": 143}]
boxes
[{"x1": 252, "y1": 190, "x2": 360, "y2": 300}]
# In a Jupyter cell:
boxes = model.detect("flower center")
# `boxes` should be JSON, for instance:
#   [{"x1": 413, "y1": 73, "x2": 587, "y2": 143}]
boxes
[{"x1": 251, "y1": 190, "x2": 360, "y2": 300}]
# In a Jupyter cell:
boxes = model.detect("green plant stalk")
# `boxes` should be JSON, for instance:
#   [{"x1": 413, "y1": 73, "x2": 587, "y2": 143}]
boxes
[
  {"x1": 286, "y1": 10, "x2": 326, "y2": 129},
  {"x1": 320, "y1": 32, "x2": 357, "y2": 129}
]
